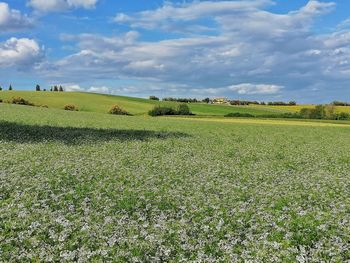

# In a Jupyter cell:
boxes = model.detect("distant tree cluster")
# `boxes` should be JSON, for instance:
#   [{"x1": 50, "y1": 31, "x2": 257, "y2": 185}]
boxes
[
  {"x1": 149, "y1": 104, "x2": 193, "y2": 116},
  {"x1": 162, "y1": 97, "x2": 199, "y2": 103},
  {"x1": 50, "y1": 85, "x2": 64, "y2": 92},
  {"x1": 0, "y1": 85, "x2": 13, "y2": 90},
  {"x1": 332, "y1": 101, "x2": 350, "y2": 106},
  {"x1": 299, "y1": 105, "x2": 349, "y2": 120},
  {"x1": 149, "y1": 96, "x2": 159, "y2": 101},
  {"x1": 227, "y1": 100, "x2": 297, "y2": 106},
  {"x1": 229, "y1": 100, "x2": 260, "y2": 105},
  {"x1": 267, "y1": 101, "x2": 297, "y2": 106}
]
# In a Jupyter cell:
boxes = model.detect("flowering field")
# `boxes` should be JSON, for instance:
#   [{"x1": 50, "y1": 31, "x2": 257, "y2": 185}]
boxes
[{"x1": 1, "y1": 104, "x2": 350, "y2": 262}]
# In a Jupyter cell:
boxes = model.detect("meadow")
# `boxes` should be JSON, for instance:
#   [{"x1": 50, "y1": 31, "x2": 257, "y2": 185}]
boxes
[
  {"x1": 1, "y1": 102, "x2": 350, "y2": 262},
  {"x1": 0, "y1": 91, "x2": 286, "y2": 116}
]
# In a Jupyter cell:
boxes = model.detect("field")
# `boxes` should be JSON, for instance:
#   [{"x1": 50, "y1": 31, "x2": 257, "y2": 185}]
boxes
[
  {"x1": 0, "y1": 91, "x2": 286, "y2": 116},
  {"x1": 1, "y1": 102, "x2": 350, "y2": 262}
]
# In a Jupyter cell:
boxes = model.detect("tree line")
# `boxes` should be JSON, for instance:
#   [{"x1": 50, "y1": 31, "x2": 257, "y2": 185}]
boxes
[
  {"x1": 0, "y1": 84, "x2": 65, "y2": 92},
  {"x1": 149, "y1": 96, "x2": 297, "y2": 105}
]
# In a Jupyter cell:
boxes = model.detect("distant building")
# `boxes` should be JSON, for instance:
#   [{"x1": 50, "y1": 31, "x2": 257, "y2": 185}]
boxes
[{"x1": 213, "y1": 97, "x2": 228, "y2": 104}]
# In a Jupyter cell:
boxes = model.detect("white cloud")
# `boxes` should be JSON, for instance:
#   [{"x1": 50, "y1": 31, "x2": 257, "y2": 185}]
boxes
[
  {"x1": 35, "y1": 1, "x2": 350, "y2": 101},
  {"x1": 0, "y1": 2, "x2": 33, "y2": 32},
  {"x1": 64, "y1": 84, "x2": 84, "y2": 92},
  {"x1": 115, "y1": 0, "x2": 273, "y2": 31},
  {"x1": 0, "y1": 38, "x2": 43, "y2": 68},
  {"x1": 27, "y1": 0, "x2": 98, "y2": 12},
  {"x1": 88, "y1": 86, "x2": 110, "y2": 94},
  {"x1": 229, "y1": 83, "x2": 283, "y2": 95},
  {"x1": 64, "y1": 84, "x2": 111, "y2": 94}
]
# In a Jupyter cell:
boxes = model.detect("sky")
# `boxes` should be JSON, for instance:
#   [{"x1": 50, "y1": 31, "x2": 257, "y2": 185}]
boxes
[{"x1": 1, "y1": 0, "x2": 350, "y2": 102}]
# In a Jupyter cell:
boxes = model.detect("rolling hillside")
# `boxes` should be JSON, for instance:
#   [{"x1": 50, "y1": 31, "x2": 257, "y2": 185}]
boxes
[{"x1": 0, "y1": 91, "x2": 286, "y2": 116}]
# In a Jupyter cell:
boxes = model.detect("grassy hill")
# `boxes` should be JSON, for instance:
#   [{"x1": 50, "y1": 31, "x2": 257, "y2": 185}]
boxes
[{"x1": 0, "y1": 91, "x2": 286, "y2": 116}]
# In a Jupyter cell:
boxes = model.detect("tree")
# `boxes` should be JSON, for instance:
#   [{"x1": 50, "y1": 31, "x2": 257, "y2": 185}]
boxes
[
  {"x1": 149, "y1": 95, "x2": 159, "y2": 101},
  {"x1": 53, "y1": 85, "x2": 58, "y2": 92},
  {"x1": 59, "y1": 86, "x2": 64, "y2": 92},
  {"x1": 0, "y1": 86, "x2": 2, "y2": 91},
  {"x1": 43, "y1": 88, "x2": 47, "y2": 91},
  {"x1": 202, "y1": 98, "x2": 210, "y2": 103},
  {"x1": 50, "y1": 87, "x2": 53, "y2": 91},
  {"x1": 36, "y1": 84, "x2": 41, "y2": 91},
  {"x1": 9, "y1": 84, "x2": 12, "y2": 91},
  {"x1": 177, "y1": 103, "x2": 192, "y2": 115}
]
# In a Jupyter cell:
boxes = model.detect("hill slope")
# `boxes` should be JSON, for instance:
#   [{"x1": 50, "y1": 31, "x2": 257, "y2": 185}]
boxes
[{"x1": 0, "y1": 91, "x2": 285, "y2": 116}]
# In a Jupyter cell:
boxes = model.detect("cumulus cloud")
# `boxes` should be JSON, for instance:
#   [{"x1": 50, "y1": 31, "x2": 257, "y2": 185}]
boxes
[
  {"x1": 0, "y1": 2, "x2": 33, "y2": 32},
  {"x1": 27, "y1": 0, "x2": 98, "y2": 12},
  {"x1": 229, "y1": 83, "x2": 283, "y2": 95},
  {"x1": 64, "y1": 84, "x2": 111, "y2": 94},
  {"x1": 36, "y1": 1, "x2": 350, "y2": 101},
  {"x1": 0, "y1": 38, "x2": 43, "y2": 68}
]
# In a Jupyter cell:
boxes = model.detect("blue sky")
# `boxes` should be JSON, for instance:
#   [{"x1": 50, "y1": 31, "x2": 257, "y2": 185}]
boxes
[{"x1": 1, "y1": 0, "x2": 350, "y2": 102}]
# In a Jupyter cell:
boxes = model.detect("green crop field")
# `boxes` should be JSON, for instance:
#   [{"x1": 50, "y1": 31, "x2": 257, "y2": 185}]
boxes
[
  {"x1": 1, "y1": 102, "x2": 350, "y2": 262},
  {"x1": 0, "y1": 91, "x2": 285, "y2": 116}
]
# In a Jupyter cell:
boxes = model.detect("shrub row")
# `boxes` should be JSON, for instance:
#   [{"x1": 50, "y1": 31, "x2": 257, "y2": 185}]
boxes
[
  {"x1": 148, "y1": 104, "x2": 193, "y2": 116},
  {"x1": 162, "y1": 97, "x2": 198, "y2": 103},
  {"x1": 225, "y1": 105, "x2": 350, "y2": 120}
]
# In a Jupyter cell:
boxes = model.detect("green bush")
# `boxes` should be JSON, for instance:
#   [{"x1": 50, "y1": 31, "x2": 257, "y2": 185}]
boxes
[
  {"x1": 225, "y1": 112, "x2": 255, "y2": 118},
  {"x1": 109, "y1": 105, "x2": 131, "y2": 115},
  {"x1": 149, "y1": 106, "x2": 176, "y2": 116},
  {"x1": 64, "y1": 104, "x2": 78, "y2": 111},
  {"x1": 148, "y1": 104, "x2": 193, "y2": 116},
  {"x1": 0, "y1": 98, "x2": 2, "y2": 103},
  {"x1": 149, "y1": 96, "x2": 159, "y2": 101},
  {"x1": 176, "y1": 104, "x2": 192, "y2": 115},
  {"x1": 336, "y1": 112, "x2": 350, "y2": 120},
  {"x1": 10, "y1": 97, "x2": 34, "y2": 106}
]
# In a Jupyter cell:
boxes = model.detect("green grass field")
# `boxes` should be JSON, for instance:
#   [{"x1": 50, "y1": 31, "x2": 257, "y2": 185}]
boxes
[
  {"x1": 0, "y1": 91, "x2": 286, "y2": 116},
  {"x1": 1, "y1": 102, "x2": 350, "y2": 262}
]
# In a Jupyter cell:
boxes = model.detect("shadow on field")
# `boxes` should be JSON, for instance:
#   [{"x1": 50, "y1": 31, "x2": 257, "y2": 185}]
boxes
[{"x1": 0, "y1": 121, "x2": 188, "y2": 144}]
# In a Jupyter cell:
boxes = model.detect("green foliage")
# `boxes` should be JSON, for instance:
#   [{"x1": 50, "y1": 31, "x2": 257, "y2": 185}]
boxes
[
  {"x1": 10, "y1": 97, "x2": 34, "y2": 106},
  {"x1": 176, "y1": 103, "x2": 192, "y2": 115},
  {"x1": 225, "y1": 112, "x2": 255, "y2": 118},
  {"x1": 8, "y1": 84, "x2": 12, "y2": 91},
  {"x1": 149, "y1": 96, "x2": 159, "y2": 101},
  {"x1": 332, "y1": 101, "x2": 350, "y2": 106},
  {"x1": 149, "y1": 104, "x2": 193, "y2": 116},
  {"x1": 108, "y1": 104, "x2": 131, "y2": 115},
  {"x1": 53, "y1": 85, "x2": 59, "y2": 92},
  {"x1": 163, "y1": 97, "x2": 198, "y2": 103},
  {"x1": 148, "y1": 106, "x2": 176, "y2": 116},
  {"x1": 299, "y1": 105, "x2": 350, "y2": 120},
  {"x1": 63, "y1": 104, "x2": 78, "y2": 111},
  {"x1": 59, "y1": 86, "x2": 64, "y2": 92},
  {"x1": 225, "y1": 112, "x2": 301, "y2": 119},
  {"x1": 0, "y1": 86, "x2": 2, "y2": 91},
  {"x1": 35, "y1": 84, "x2": 41, "y2": 91},
  {"x1": 202, "y1": 97, "x2": 210, "y2": 103}
]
